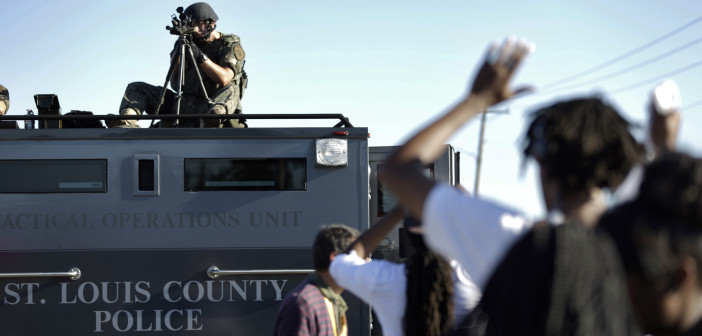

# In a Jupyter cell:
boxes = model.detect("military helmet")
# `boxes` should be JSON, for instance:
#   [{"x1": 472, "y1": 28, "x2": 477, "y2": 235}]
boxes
[{"x1": 184, "y1": 2, "x2": 219, "y2": 22}]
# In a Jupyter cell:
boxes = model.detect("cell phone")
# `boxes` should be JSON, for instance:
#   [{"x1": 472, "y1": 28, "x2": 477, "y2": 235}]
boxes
[{"x1": 652, "y1": 80, "x2": 681, "y2": 115}]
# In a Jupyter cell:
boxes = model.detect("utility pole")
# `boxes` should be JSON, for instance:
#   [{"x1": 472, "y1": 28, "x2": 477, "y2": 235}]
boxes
[{"x1": 473, "y1": 108, "x2": 509, "y2": 196}]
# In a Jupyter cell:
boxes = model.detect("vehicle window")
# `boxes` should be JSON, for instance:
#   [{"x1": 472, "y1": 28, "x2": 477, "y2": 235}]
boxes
[
  {"x1": 376, "y1": 164, "x2": 433, "y2": 216},
  {"x1": 0, "y1": 159, "x2": 107, "y2": 193},
  {"x1": 184, "y1": 158, "x2": 307, "y2": 191}
]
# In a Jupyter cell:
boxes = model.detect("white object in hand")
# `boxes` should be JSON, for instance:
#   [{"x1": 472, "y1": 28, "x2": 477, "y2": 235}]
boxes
[{"x1": 652, "y1": 80, "x2": 681, "y2": 115}]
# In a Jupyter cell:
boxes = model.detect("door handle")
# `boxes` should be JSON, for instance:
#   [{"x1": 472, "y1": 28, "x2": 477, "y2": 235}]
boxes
[
  {"x1": 207, "y1": 266, "x2": 313, "y2": 279},
  {"x1": 0, "y1": 267, "x2": 81, "y2": 280}
]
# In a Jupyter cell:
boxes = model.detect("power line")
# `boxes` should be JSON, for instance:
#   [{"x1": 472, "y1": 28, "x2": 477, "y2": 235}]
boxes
[
  {"x1": 538, "y1": 36, "x2": 702, "y2": 95},
  {"x1": 539, "y1": 15, "x2": 702, "y2": 90},
  {"x1": 610, "y1": 58, "x2": 702, "y2": 94},
  {"x1": 682, "y1": 99, "x2": 702, "y2": 111}
]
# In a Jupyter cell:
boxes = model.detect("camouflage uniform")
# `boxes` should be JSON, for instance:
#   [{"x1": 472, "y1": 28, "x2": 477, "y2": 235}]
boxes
[
  {"x1": 118, "y1": 34, "x2": 247, "y2": 128},
  {"x1": 0, "y1": 84, "x2": 9, "y2": 115}
]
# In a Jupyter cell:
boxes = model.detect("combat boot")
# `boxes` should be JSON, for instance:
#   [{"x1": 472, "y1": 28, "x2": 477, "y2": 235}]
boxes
[{"x1": 106, "y1": 108, "x2": 141, "y2": 128}]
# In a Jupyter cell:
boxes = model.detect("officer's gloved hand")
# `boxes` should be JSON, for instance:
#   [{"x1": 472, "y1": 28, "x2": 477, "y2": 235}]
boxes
[{"x1": 188, "y1": 42, "x2": 208, "y2": 64}]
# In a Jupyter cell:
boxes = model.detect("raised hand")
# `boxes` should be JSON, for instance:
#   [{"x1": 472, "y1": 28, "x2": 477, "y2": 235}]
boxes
[{"x1": 470, "y1": 37, "x2": 535, "y2": 106}]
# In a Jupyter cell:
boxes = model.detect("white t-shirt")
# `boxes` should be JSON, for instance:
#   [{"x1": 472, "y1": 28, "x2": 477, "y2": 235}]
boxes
[
  {"x1": 423, "y1": 183, "x2": 533, "y2": 289},
  {"x1": 329, "y1": 250, "x2": 479, "y2": 336}
]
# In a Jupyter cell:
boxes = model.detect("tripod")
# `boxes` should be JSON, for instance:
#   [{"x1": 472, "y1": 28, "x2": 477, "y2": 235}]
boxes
[{"x1": 151, "y1": 34, "x2": 212, "y2": 128}]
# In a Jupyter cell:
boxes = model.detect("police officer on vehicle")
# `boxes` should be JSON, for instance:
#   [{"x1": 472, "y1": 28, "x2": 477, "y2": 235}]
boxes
[
  {"x1": 0, "y1": 84, "x2": 9, "y2": 115},
  {"x1": 112, "y1": 2, "x2": 247, "y2": 128}
]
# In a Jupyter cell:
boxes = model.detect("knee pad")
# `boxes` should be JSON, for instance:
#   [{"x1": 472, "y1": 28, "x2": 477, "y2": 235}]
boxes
[{"x1": 210, "y1": 104, "x2": 227, "y2": 115}]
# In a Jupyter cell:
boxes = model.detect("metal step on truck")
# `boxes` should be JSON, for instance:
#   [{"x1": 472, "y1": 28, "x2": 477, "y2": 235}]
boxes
[{"x1": 0, "y1": 102, "x2": 459, "y2": 336}]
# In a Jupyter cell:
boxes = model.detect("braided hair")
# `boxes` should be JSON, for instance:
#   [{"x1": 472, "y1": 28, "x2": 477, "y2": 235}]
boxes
[
  {"x1": 522, "y1": 96, "x2": 643, "y2": 195},
  {"x1": 404, "y1": 231, "x2": 454, "y2": 336}
]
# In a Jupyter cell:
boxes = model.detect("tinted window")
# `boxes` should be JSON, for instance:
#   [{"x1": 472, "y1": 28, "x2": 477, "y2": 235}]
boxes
[
  {"x1": 185, "y1": 158, "x2": 306, "y2": 191},
  {"x1": 0, "y1": 159, "x2": 107, "y2": 193},
  {"x1": 377, "y1": 164, "x2": 433, "y2": 216}
]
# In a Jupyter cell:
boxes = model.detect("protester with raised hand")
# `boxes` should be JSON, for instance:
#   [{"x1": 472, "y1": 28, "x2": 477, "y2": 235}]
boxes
[
  {"x1": 379, "y1": 36, "x2": 651, "y2": 334},
  {"x1": 456, "y1": 95, "x2": 646, "y2": 334},
  {"x1": 378, "y1": 37, "x2": 536, "y2": 292},
  {"x1": 329, "y1": 206, "x2": 478, "y2": 336},
  {"x1": 380, "y1": 32, "x2": 648, "y2": 278}
]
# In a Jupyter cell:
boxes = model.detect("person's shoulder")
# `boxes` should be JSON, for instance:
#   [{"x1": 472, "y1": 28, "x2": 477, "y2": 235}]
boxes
[
  {"x1": 297, "y1": 281, "x2": 324, "y2": 301},
  {"x1": 275, "y1": 282, "x2": 313, "y2": 336},
  {"x1": 428, "y1": 183, "x2": 529, "y2": 219},
  {"x1": 283, "y1": 278, "x2": 323, "y2": 305},
  {"x1": 333, "y1": 250, "x2": 364, "y2": 264},
  {"x1": 217, "y1": 34, "x2": 245, "y2": 61},
  {"x1": 219, "y1": 33, "x2": 241, "y2": 45}
]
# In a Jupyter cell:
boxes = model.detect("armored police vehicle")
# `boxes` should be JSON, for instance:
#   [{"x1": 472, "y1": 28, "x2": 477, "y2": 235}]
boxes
[{"x1": 0, "y1": 105, "x2": 459, "y2": 336}]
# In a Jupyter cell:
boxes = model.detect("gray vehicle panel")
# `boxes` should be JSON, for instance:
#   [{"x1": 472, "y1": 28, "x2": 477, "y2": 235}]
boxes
[
  {"x1": 0, "y1": 127, "x2": 371, "y2": 336},
  {"x1": 0, "y1": 131, "x2": 369, "y2": 251}
]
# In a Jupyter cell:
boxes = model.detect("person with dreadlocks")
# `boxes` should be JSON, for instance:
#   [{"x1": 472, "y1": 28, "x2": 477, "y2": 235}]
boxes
[
  {"x1": 377, "y1": 35, "x2": 673, "y2": 334},
  {"x1": 450, "y1": 92, "x2": 652, "y2": 335},
  {"x1": 600, "y1": 151, "x2": 702, "y2": 336},
  {"x1": 519, "y1": 96, "x2": 644, "y2": 226},
  {"x1": 329, "y1": 206, "x2": 478, "y2": 336}
]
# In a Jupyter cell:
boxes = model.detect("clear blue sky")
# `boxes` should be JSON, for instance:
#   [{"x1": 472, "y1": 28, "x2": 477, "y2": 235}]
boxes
[{"x1": 4, "y1": 0, "x2": 702, "y2": 217}]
